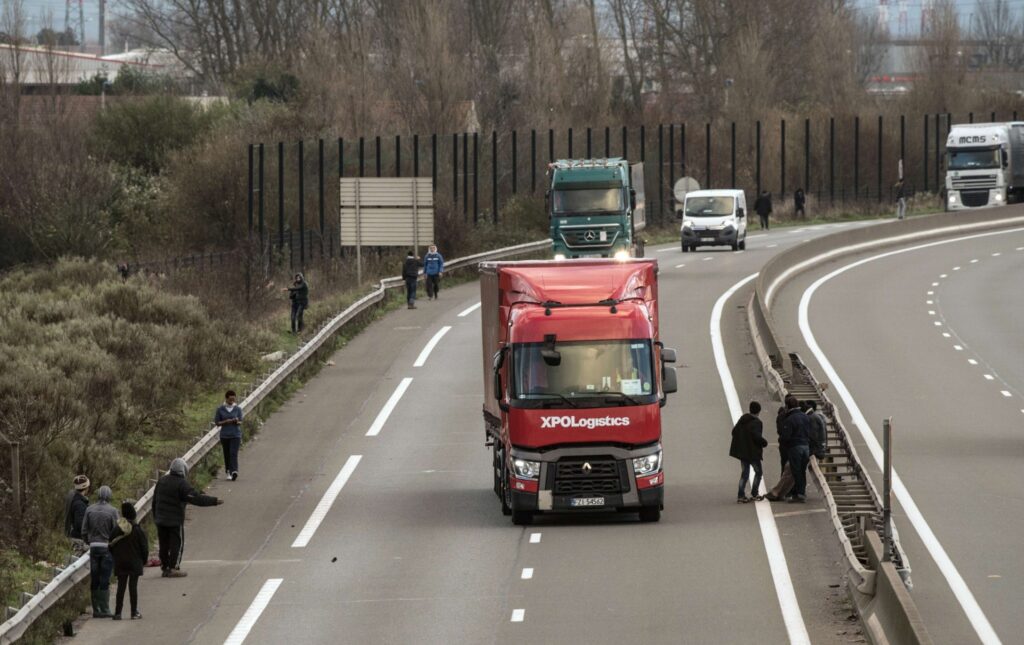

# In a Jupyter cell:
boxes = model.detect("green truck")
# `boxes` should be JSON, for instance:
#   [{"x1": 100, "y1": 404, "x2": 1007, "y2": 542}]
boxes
[{"x1": 547, "y1": 159, "x2": 646, "y2": 259}]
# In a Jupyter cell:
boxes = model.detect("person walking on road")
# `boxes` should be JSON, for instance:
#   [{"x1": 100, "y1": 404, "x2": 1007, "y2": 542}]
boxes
[
  {"x1": 806, "y1": 400, "x2": 828, "y2": 461},
  {"x1": 109, "y1": 501, "x2": 148, "y2": 620},
  {"x1": 423, "y1": 245, "x2": 444, "y2": 300},
  {"x1": 284, "y1": 273, "x2": 309, "y2": 334},
  {"x1": 215, "y1": 390, "x2": 243, "y2": 481},
  {"x1": 754, "y1": 190, "x2": 773, "y2": 230},
  {"x1": 794, "y1": 188, "x2": 806, "y2": 219},
  {"x1": 779, "y1": 395, "x2": 812, "y2": 502},
  {"x1": 64, "y1": 474, "x2": 90, "y2": 545},
  {"x1": 153, "y1": 458, "x2": 222, "y2": 578},
  {"x1": 402, "y1": 250, "x2": 422, "y2": 310},
  {"x1": 81, "y1": 485, "x2": 119, "y2": 618},
  {"x1": 894, "y1": 179, "x2": 907, "y2": 220},
  {"x1": 765, "y1": 406, "x2": 794, "y2": 502},
  {"x1": 729, "y1": 401, "x2": 769, "y2": 503}
]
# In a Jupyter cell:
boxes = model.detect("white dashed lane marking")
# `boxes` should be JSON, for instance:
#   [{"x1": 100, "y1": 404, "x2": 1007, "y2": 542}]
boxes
[
  {"x1": 511, "y1": 609, "x2": 525, "y2": 622},
  {"x1": 968, "y1": 359, "x2": 978, "y2": 365},
  {"x1": 521, "y1": 568, "x2": 534, "y2": 580},
  {"x1": 529, "y1": 533, "x2": 541, "y2": 544},
  {"x1": 1001, "y1": 391, "x2": 1012, "y2": 398},
  {"x1": 984, "y1": 375, "x2": 995, "y2": 381}
]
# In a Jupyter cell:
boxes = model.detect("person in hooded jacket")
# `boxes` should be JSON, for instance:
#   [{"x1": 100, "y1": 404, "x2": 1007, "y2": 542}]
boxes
[
  {"x1": 779, "y1": 395, "x2": 813, "y2": 502},
  {"x1": 109, "y1": 501, "x2": 148, "y2": 620},
  {"x1": 806, "y1": 400, "x2": 829, "y2": 460},
  {"x1": 64, "y1": 474, "x2": 90, "y2": 543},
  {"x1": 765, "y1": 406, "x2": 795, "y2": 502},
  {"x1": 423, "y1": 245, "x2": 444, "y2": 300},
  {"x1": 81, "y1": 485, "x2": 119, "y2": 617},
  {"x1": 283, "y1": 273, "x2": 309, "y2": 333},
  {"x1": 754, "y1": 191, "x2": 773, "y2": 230},
  {"x1": 153, "y1": 458, "x2": 222, "y2": 577},
  {"x1": 729, "y1": 401, "x2": 769, "y2": 502},
  {"x1": 402, "y1": 251, "x2": 422, "y2": 309}
]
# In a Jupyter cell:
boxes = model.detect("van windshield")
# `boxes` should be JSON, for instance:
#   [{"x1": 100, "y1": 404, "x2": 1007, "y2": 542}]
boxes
[
  {"x1": 685, "y1": 196, "x2": 735, "y2": 217},
  {"x1": 948, "y1": 148, "x2": 1000, "y2": 170},
  {"x1": 552, "y1": 188, "x2": 625, "y2": 214}
]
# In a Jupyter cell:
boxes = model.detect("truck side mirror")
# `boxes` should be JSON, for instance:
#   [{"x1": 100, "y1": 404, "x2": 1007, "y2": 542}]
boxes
[
  {"x1": 660, "y1": 347, "x2": 677, "y2": 364},
  {"x1": 629, "y1": 188, "x2": 637, "y2": 210},
  {"x1": 662, "y1": 366, "x2": 678, "y2": 395},
  {"x1": 737, "y1": 208, "x2": 745, "y2": 218}
]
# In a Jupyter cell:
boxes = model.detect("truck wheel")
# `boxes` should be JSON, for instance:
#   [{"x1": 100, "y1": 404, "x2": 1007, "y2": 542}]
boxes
[
  {"x1": 638, "y1": 506, "x2": 661, "y2": 523},
  {"x1": 500, "y1": 459, "x2": 513, "y2": 516},
  {"x1": 731, "y1": 241, "x2": 739, "y2": 251},
  {"x1": 739, "y1": 239, "x2": 746, "y2": 251},
  {"x1": 512, "y1": 510, "x2": 533, "y2": 526},
  {"x1": 492, "y1": 442, "x2": 502, "y2": 498}
]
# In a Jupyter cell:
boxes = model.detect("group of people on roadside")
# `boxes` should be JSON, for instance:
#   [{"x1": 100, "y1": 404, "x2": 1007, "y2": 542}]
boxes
[
  {"x1": 729, "y1": 394, "x2": 828, "y2": 504},
  {"x1": 751, "y1": 189, "x2": 807, "y2": 231},
  {"x1": 402, "y1": 244, "x2": 445, "y2": 309}
]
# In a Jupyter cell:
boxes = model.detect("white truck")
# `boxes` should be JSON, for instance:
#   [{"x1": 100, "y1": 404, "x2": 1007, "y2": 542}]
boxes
[{"x1": 945, "y1": 122, "x2": 1024, "y2": 210}]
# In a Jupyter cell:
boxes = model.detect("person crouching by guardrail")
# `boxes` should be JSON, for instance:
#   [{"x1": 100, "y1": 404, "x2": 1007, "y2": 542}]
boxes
[
  {"x1": 153, "y1": 458, "x2": 223, "y2": 578},
  {"x1": 64, "y1": 474, "x2": 91, "y2": 552},
  {"x1": 109, "y1": 501, "x2": 147, "y2": 620},
  {"x1": 82, "y1": 485, "x2": 119, "y2": 618},
  {"x1": 215, "y1": 390, "x2": 243, "y2": 481},
  {"x1": 729, "y1": 401, "x2": 769, "y2": 503},
  {"x1": 402, "y1": 250, "x2": 422, "y2": 309},
  {"x1": 283, "y1": 273, "x2": 309, "y2": 334},
  {"x1": 424, "y1": 244, "x2": 444, "y2": 300}
]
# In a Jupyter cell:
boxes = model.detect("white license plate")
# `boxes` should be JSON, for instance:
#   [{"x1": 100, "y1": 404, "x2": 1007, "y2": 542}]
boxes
[{"x1": 570, "y1": 497, "x2": 605, "y2": 507}]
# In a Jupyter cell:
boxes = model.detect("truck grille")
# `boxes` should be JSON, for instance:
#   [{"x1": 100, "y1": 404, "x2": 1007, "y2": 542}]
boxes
[
  {"x1": 553, "y1": 458, "x2": 626, "y2": 495},
  {"x1": 961, "y1": 190, "x2": 990, "y2": 207},
  {"x1": 563, "y1": 230, "x2": 613, "y2": 247},
  {"x1": 951, "y1": 174, "x2": 997, "y2": 190}
]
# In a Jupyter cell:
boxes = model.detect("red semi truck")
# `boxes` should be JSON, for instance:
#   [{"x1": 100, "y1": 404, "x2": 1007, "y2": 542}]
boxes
[{"x1": 480, "y1": 259, "x2": 678, "y2": 524}]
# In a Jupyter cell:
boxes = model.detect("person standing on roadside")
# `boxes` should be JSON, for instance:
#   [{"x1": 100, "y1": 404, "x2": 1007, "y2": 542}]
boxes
[
  {"x1": 729, "y1": 401, "x2": 769, "y2": 503},
  {"x1": 64, "y1": 474, "x2": 90, "y2": 545},
  {"x1": 806, "y1": 400, "x2": 829, "y2": 461},
  {"x1": 153, "y1": 458, "x2": 222, "y2": 578},
  {"x1": 423, "y1": 244, "x2": 444, "y2": 300},
  {"x1": 894, "y1": 179, "x2": 907, "y2": 220},
  {"x1": 779, "y1": 395, "x2": 813, "y2": 502},
  {"x1": 765, "y1": 406, "x2": 794, "y2": 502},
  {"x1": 109, "y1": 501, "x2": 147, "y2": 620},
  {"x1": 754, "y1": 190, "x2": 773, "y2": 230},
  {"x1": 283, "y1": 273, "x2": 309, "y2": 334},
  {"x1": 794, "y1": 188, "x2": 806, "y2": 219},
  {"x1": 81, "y1": 485, "x2": 119, "y2": 618},
  {"x1": 215, "y1": 390, "x2": 243, "y2": 481},
  {"x1": 402, "y1": 250, "x2": 422, "y2": 310}
]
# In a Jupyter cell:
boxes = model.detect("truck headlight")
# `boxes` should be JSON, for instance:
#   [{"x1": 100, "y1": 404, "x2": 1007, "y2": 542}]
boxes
[
  {"x1": 994, "y1": 192, "x2": 1004, "y2": 202},
  {"x1": 513, "y1": 458, "x2": 541, "y2": 480},
  {"x1": 554, "y1": 253, "x2": 566, "y2": 261},
  {"x1": 633, "y1": 451, "x2": 662, "y2": 476},
  {"x1": 613, "y1": 250, "x2": 631, "y2": 261},
  {"x1": 682, "y1": 220, "x2": 693, "y2": 229},
  {"x1": 948, "y1": 194, "x2": 957, "y2": 205}
]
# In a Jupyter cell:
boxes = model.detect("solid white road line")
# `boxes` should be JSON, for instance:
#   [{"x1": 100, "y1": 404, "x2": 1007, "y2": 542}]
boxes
[
  {"x1": 413, "y1": 326, "x2": 452, "y2": 367},
  {"x1": 968, "y1": 359, "x2": 978, "y2": 365},
  {"x1": 521, "y1": 568, "x2": 534, "y2": 580},
  {"x1": 365, "y1": 378, "x2": 414, "y2": 437},
  {"x1": 1001, "y1": 391, "x2": 1012, "y2": 397},
  {"x1": 291, "y1": 455, "x2": 362, "y2": 548},
  {"x1": 223, "y1": 578, "x2": 283, "y2": 645},
  {"x1": 458, "y1": 302, "x2": 481, "y2": 317},
  {"x1": 529, "y1": 533, "x2": 541, "y2": 544},
  {"x1": 984, "y1": 374, "x2": 995, "y2": 381},
  {"x1": 797, "y1": 231, "x2": 1018, "y2": 645},
  {"x1": 712, "y1": 272, "x2": 810, "y2": 645},
  {"x1": 675, "y1": 263, "x2": 686, "y2": 269},
  {"x1": 511, "y1": 609, "x2": 525, "y2": 622}
]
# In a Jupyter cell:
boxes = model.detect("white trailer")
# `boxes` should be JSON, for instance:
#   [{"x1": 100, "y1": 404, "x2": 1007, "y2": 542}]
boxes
[{"x1": 945, "y1": 122, "x2": 1024, "y2": 210}]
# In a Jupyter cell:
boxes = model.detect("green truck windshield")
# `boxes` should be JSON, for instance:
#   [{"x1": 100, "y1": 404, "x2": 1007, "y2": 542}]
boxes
[
  {"x1": 512, "y1": 340, "x2": 655, "y2": 405},
  {"x1": 552, "y1": 188, "x2": 624, "y2": 214}
]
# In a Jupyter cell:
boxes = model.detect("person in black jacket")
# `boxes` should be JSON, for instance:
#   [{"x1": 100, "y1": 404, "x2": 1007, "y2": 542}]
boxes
[
  {"x1": 779, "y1": 395, "x2": 813, "y2": 502},
  {"x1": 402, "y1": 251, "x2": 422, "y2": 310},
  {"x1": 729, "y1": 401, "x2": 769, "y2": 503},
  {"x1": 283, "y1": 273, "x2": 309, "y2": 334},
  {"x1": 109, "y1": 501, "x2": 148, "y2": 620},
  {"x1": 63, "y1": 474, "x2": 90, "y2": 542},
  {"x1": 754, "y1": 191, "x2": 773, "y2": 230},
  {"x1": 794, "y1": 188, "x2": 806, "y2": 218},
  {"x1": 153, "y1": 458, "x2": 222, "y2": 578}
]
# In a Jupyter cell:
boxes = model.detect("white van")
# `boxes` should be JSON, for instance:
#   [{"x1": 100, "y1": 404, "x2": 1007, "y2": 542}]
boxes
[{"x1": 680, "y1": 189, "x2": 748, "y2": 251}]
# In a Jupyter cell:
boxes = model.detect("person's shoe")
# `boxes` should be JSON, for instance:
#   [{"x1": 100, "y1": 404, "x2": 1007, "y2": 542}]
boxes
[
  {"x1": 112, "y1": 614, "x2": 122, "y2": 621},
  {"x1": 753, "y1": 495, "x2": 765, "y2": 502},
  {"x1": 786, "y1": 495, "x2": 798, "y2": 503},
  {"x1": 736, "y1": 497, "x2": 750, "y2": 504},
  {"x1": 165, "y1": 569, "x2": 187, "y2": 578},
  {"x1": 795, "y1": 494, "x2": 807, "y2": 503},
  {"x1": 161, "y1": 568, "x2": 170, "y2": 578},
  {"x1": 131, "y1": 612, "x2": 143, "y2": 620},
  {"x1": 94, "y1": 590, "x2": 113, "y2": 618},
  {"x1": 231, "y1": 471, "x2": 238, "y2": 481}
]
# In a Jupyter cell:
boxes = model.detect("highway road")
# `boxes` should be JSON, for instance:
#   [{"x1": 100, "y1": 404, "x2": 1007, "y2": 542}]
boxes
[
  {"x1": 70, "y1": 221, "x2": 876, "y2": 645},
  {"x1": 771, "y1": 214, "x2": 1024, "y2": 645}
]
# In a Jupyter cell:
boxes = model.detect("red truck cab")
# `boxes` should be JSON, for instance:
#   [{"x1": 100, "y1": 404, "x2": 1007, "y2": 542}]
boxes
[{"x1": 480, "y1": 259, "x2": 678, "y2": 524}]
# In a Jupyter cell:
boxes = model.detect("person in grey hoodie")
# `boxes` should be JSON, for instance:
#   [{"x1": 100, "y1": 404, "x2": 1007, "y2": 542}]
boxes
[{"x1": 81, "y1": 485, "x2": 119, "y2": 618}]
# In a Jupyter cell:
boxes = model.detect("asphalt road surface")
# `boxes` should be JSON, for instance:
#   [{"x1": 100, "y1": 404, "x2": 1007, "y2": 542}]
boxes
[
  {"x1": 70, "y1": 221, "x2": 878, "y2": 645},
  {"x1": 771, "y1": 211, "x2": 1024, "y2": 645}
]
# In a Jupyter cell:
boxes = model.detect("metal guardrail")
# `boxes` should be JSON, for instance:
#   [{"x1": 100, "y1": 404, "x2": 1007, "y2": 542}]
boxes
[{"x1": 0, "y1": 238, "x2": 550, "y2": 644}]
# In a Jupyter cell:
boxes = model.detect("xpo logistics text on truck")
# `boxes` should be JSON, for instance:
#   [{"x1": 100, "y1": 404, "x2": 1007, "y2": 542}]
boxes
[
  {"x1": 945, "y1": 121, "x2": 1024, "y2": 210},
  {"x1": 480, "y1": 259, "x2": 678, "y2": 525},
  {"x1": 547, "y1": 158, "x2": 646, "y2": 260}
]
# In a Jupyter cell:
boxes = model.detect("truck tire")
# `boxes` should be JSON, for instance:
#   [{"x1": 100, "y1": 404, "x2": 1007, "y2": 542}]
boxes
[
  {"x1": 739, "y1": 239, "x2": 746, "y2": 250},
  {"x1": 499, "y1": 455, "x2": 513, "y2": 516},
  {"x1": 638, "y1": 506, "x2": 661, "y2": 523},
  {"x1": 681, "y1": 242, "x2": 689, "y2": 252},
  {"x1": 731, "y1": 241, "x2": 739, "y2": 251},
  {"x1": 512, "y1": 509, "x2": 533, "y2": 526}
]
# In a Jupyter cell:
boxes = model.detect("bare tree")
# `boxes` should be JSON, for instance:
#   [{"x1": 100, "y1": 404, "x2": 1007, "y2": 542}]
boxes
[{"x1": 976, "y1": 0, "x2": 1024, "y2": 71}]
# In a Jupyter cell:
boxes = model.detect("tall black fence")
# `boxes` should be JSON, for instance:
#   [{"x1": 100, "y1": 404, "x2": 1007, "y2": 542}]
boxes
[{"x1": 247, "y1": 110, "x2": 1022, "y2": 268}]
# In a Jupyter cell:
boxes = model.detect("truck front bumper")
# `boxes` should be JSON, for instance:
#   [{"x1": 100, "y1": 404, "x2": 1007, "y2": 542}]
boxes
[
  {"x1": 681, "y1": 227, "x2": 738, "y2": 247},
  {"x1": 509, "y1": 444, "x2": 664, "y2": 513},
  {"x1": 947, "y1": 188, "x2": 1005, "y2": 210}
]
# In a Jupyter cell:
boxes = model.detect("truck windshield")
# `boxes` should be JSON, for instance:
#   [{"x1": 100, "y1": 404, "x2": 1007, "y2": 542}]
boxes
[
  {"x1": 512, "y1": 340, "x2": 656, "y2": 407},
  {"x1": 948, "y1": 149, "x2": 1000, "y2": 170},
  {"x1": 552, "y1": 188, "x2": 624, "y2": 214},
  {"x1": 685, "y1": 196, "x2": 734, "y2": 217}
]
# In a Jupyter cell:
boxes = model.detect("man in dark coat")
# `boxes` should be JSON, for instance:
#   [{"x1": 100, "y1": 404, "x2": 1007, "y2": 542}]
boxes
[
  {"x1": 284, "y1": 273, "x2": 309, "y2": 334},
  {"x1": 794, "y1": 188, "x2": 806, "y2": 218},
  {"x1": 109, "y1": 501, "x2": 148, "y2": 620},
  {"x1": 765, "y1": 406, "x2": 794, "y2": 502},
  {"x1": 729, "y1": 401, "x2": 769, "y2": 502},
  {"x1": 63, "y1": 474, "x2": 90, "y2": 542},
  {"x1": 754, "y1": 191, "x2": 773, "y2": 230},
  {"x1": 402, "y1": 251, "x2": 422, "y2": 310},
  {"x1": 153, "y1": 458, "x2": 222, "y2": 577},
  {"x1": 806, "y1": 400, "x2": 828, "y2": 460},
  {"x1": 779, "y1": 395, "x2": 813, "y2": 502}
]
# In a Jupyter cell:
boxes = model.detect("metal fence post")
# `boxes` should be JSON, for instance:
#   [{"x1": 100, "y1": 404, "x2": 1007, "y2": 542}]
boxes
[
  {"x1": 705, "y1": 122, "x2": 711, "y2": 188},
  {"x1": 934, "y1": 113, "x2": 940, "y2": 191},
  {"x1": 829, "y1": 117, "x2": 835, "y2": 204},
  {"x1": 991, "y1": 111, "x2": 996, "y2": 123},
  {"x1": 430, "y1": 133, "x2": 436, "y2": 189},
  {"x1": 639, "y1": 124, "x2": 645, "y2": 163},
  {"x1": 854, "y1": 116, "x2": 860, "y2": 200},
  {"x1": 359, "y1": 137, "x2": 365, "y2": 177},
  {"x1": 681, "y1": 123, "x2": 686, "y2": 177},
  {"x1": 968, "y1": 111, "x2": 974, "y2": 124},
  {"x1": 463, "y1": 133, "x2": 469, "y2": 220},
  {"x1": 657, "y1": 124, "x2": 663, "y2": 222},
  {"x1": 298, "y1": 140, "x2": 305, "y2": 269},
  {"x1": 899, "y1": 115, "x2": 905, "y2": 182},
  {"x1": 548, "y1": 128, "x2": 554, "y2": 162},
  {"x1": 512, "y1": 130, "x2": 517, "y2": 194},
  {"x1": 622, "y1": 125, "x2": 628, "y2": 158},
  {"x1": 414, "y1": 133, "x2": 420, "y2": 178},
  {"x1": 12, "y1": 441, "x2": 20, "y2": 522},
  {"x1": 258, "y1": 144, "x2": 265, "y2": 243},
  {"x1": 531, "y1": 129, "x2": 537, "y2": 193},
  {"x1": 882, "y1": 417, "x2": 893, "y2": 562},
  {"x1": 338, "y1": 138, "x2": 344, "y2": 177},
  {"x1": 780, "y1": 119, "x2": 786, "y2": 198},
  {"x1": 730, "y1": 122, "x2": 736, "y2": 188},
  {"x1": 247, "y1": 144, "x2": 254, "y2": 235},
  {"x1": 373, "y1": 136, "x2": 380, "y2": 178},
  {"x1": 877, "y1": 115, "x2": 883, "y2": 203},
  {"x1": 473, "y1": 131, "x2": 479, "y2": 224},
  {"x1": 453, "y1": 133, "x2": 458, "y2": 202},
  {"x1": 755, "y1": 120, "x2": 762, "y2": 196},
  {"x1": 669, "y1": 123, "x2": 675, "y2": 199},
  {"x1": 278, "y1": 141, "x2": 285, "y2": 251},
  {"x1": 923, "y1": 115, "x2": 929, "y2": 192},
  {"x1": 586, "y1": 126, "x2": 592, "y2": 158},
  {"x1": 568, "y1": 127, "x2": 573, "y2": 158},
  {"x1": 804, "y1": 118, "x2": 810, "y2": 197},
  {"x1": 605, "y1": 126, "x2": 611, "y2": 157},
  {"x1": 318, "y1": 138, "x2": 325, "y2": 256},
  {"x1": 395, "y1": 134, "x2": 401, "y2": 177},
  {"x1": 492, "y1": 130, "x2": 498, "y2": 223}
]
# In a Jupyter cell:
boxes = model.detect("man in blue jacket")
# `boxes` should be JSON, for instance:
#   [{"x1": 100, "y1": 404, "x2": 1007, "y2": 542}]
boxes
[
  {"x1": 423, "y1": 244, "x2": 444, "y2": 300},
  {"x1": 215, "y1": 390, "x2": 243, "y2": 481}
]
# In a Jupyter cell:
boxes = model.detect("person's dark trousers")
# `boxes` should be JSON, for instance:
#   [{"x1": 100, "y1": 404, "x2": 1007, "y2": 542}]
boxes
[
  {"x1": 221, "y1": 437, "x2": 240, "y2": 475},
  {"x1": 787, "y1": 445, "x2": 811, "y2": 497},
  {"x1": 157, "y1": 524, "x2": 184, "y2": 571},
  {"x1": 115, "y1": 574, "x2": 139, "y2": 616},
  {"x1": 760, "y1": 214, "x2": 769, "y2": 230},
  {"x1": 778, "y1": 446, "x2": 788, "y2": 473},
  {"x1": 89, "y1": 546, "x2": 113, "y2": 615},
  {"x1": 290, "y1": 301, "x2": 305, "y2": 333},
  {"x1": 737, "y1": 459, "x2": 763, "y2": 499},
  {"x1": 405, "y1": 277, "x2": 417, "y2": 306},
  {"x1": 426, "y1": 274, "x2": 440, "y2": 299}
]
